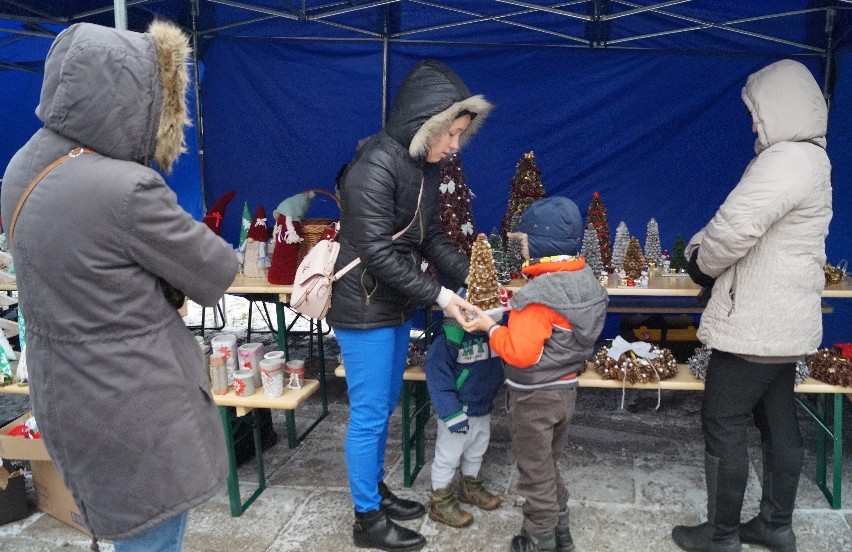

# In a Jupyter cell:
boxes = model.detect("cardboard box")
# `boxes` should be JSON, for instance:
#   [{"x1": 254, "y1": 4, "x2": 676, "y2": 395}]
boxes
[
  {"x1": 0, "y1": 412, "x2": 88, "y2": 534},
  {"x1": 0, "y1": 412, "x2": 51, "y2": 461},
  {"x1": 30, "y1": 460, "x2": 89, "y2": 534}
]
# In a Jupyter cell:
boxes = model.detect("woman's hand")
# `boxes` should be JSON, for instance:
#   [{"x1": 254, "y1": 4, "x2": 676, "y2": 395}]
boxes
[{"x1": 443, "y1": 293, "x2": 480, "y2": 332}]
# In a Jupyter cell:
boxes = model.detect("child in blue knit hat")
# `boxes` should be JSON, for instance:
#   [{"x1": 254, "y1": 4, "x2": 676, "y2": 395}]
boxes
[
  {"x1": 470, "y1": 196, "x2": 609, "y2": 552},
  {"x1": 424, "y1": 293, "x2": 505, "y2": 528}
]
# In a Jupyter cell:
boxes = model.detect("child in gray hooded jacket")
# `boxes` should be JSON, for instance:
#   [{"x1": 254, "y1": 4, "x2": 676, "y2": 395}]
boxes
[{"x1": 469, "y1": 197, "x2": 609, "y2": 552}]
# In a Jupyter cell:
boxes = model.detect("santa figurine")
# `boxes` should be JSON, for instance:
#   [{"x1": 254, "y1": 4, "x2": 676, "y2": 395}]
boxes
[
  {"x1": 498, "y1": 287, "x2": 510, "y2": 308},
  {"x1": 242, "y1": 206, "x2": 270, "y2": 278}
]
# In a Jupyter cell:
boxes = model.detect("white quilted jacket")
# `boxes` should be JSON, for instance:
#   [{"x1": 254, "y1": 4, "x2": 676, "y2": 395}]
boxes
[{"x1": 688, "y1": 60, "x2": 832, "y2": 357}]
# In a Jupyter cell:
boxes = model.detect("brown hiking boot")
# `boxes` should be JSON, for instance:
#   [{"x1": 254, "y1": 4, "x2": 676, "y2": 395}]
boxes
[
  {"x1": 428, "y1": 485, "x2": 473, "y2": 528},
  {"x1": 458, "y1": 474, "x2": 501, "y2": 511}
]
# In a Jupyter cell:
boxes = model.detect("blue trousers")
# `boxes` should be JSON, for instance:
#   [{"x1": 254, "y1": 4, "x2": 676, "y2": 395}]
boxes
[
  {"x1": 112, "y1": 511, "x2": 189, "y2": 552},
  {"x1": 334, "y1": 321, "x2": 411, "y2": 513}
]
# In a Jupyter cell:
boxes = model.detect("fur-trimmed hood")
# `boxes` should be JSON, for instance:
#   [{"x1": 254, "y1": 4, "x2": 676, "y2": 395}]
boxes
[
  {"x1": 386, "y1": 59, "x2": 493, "y2": 161},
  {"x1": 36, "y1": 21, "x2": 191, "y2": 173}
]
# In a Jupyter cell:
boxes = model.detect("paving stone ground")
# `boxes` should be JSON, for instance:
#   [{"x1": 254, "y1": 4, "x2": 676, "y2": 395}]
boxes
[{"x1": 2, "y1": 297, "x2": 850, "y2": 551}]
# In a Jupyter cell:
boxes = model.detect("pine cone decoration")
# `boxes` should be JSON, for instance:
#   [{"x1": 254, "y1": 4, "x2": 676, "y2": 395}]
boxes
[
  {"x1": 807, "y1": 348, "x2": 852, "y2": 387},
  {"x1": 593, "y1": 346, "x2": 677, "y2": 385}
]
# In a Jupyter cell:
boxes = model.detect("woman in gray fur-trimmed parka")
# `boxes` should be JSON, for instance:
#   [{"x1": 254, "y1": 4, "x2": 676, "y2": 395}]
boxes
[
  {"x1": 1, "y1": 22, "x2": 238, "y2": 550},
  {"x1": 329, "y1": 59, "x2": 492, "y2": 551},
  {"x1": 672, "y1": 59, "x2": 832, "y2": 552}
]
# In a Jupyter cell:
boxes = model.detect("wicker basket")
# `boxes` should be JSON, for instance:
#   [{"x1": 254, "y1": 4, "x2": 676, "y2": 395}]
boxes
[{"x1": 297, "y1": 189, "x2": 341, "y2": 264}]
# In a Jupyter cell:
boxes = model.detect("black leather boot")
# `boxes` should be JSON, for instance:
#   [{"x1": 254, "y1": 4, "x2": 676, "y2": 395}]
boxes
[
  {"x1": 510, "y1": 528, "x2": 557, "y2": 552},
  {"x1": 672, "y1": 453, "x2": 742, "y2": 552},
  {"x1": 379, "y1": 481, "x2": 426, "y2": 520},
  {"x1": 353, "y1": 509, "x2": 426, "y2": 552},
  {"x1": 739, "y1": 447, "x2": 802, "y2": 552},
  {"x1": 555, "y1": 505, "x2": 574, "y2": 552}
]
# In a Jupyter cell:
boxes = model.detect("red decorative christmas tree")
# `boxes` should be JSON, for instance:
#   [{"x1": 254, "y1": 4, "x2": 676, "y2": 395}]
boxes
[
  {"x1": 438, "y1": 152, "x2": 477, "y2": 257},
  {"x1": 586, "y1": 192, "x2": 612, "y2": 271},
  {"x1": 423, "y1": 153, "x2": 477, "y2": 278},
  {"x1": 501, "y1": 151, "x2": 545, "y2": 239}
]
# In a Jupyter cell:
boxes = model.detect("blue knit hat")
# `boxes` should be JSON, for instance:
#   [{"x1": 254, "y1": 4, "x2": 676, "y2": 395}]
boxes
[{"x1": 516, "y1": 196, "x2": 582, "y2": 258}]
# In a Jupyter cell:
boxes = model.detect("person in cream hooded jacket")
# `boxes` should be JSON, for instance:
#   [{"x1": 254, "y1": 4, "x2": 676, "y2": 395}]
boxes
[{"x1": 672, "y1": 60, "x2": 832, "y2": 552}]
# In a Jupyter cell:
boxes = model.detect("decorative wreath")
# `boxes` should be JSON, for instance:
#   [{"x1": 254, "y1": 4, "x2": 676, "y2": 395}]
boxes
[{"x1": 593, "y1": 337, "x2": 677, "y2": 385}]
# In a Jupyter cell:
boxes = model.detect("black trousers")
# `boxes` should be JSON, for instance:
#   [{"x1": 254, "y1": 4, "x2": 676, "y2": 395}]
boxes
[{"x1": 701, "y1": 350, "x2": 803, "y2": 529}]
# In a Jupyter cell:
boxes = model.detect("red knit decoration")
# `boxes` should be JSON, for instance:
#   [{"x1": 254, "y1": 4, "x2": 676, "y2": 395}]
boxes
[
  {"x1": 267, "y1": 215, "x2": 303, "y2": 285},
  {"x1": 202, "y1": 190, "x2": 236, "y2": 236}
]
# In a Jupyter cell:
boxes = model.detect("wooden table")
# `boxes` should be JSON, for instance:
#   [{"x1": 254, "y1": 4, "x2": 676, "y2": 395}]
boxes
[
  {"x1": 578, "y1": 365, "x2": 851, "y2": 509},
  {"x1": 399, "y1": 275, "x2": 852, "y2": 506},
  {"x1": 335, "y1": 360, "x2": 851, "y2": 511},
  {"x1": 219, "y1": 278, "x2": 331, "y2": 516},
  {"x1": 0, "y1": 277, "x2": 331, "y2": 517}
]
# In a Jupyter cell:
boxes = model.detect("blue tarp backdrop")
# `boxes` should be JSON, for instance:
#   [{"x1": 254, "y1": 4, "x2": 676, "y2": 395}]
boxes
[{"x1": 1, "y1": 1, "x2": 850, "y2": 346}]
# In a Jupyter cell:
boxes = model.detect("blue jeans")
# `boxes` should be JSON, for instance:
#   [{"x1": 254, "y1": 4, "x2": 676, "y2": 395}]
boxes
[
  {"x1": 112, "y1": 511, "x2": 189, "y2": 552},
  {"x1": 334, "y1": 321, "x2": 411, "y2": 513}
]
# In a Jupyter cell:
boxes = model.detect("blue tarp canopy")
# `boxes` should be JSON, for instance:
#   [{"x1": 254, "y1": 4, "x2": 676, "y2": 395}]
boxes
[{"x1": 2, "y1": 1, "x2": 851, "y2": 344}]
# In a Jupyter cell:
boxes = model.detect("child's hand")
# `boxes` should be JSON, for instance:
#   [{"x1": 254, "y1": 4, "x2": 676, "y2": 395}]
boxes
[
  {"x1": 449, "y1": 419, "x2": 469, "y2": 434},
  {"x1": 468, "y1": 309, "x2": 497, "y2": 334}
]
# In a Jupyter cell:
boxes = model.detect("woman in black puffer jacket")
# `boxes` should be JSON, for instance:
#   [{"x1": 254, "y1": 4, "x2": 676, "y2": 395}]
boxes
[{"x1": 328, "y1": 59, "x2": 492, "y2": 551}]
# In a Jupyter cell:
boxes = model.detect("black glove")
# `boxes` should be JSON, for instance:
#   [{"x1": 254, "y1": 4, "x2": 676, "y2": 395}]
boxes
[
  {"x1": 687, "y1": 249, "x2": 715, "y2": 288},
  {"x1": 688, "y1": 249, "x2": 715, "y2": 307},
  {"x1": 158, "y1": 277, "x2": 186, "y2": 310},
  {"x1": 696, "y1": 285, "x2": 712, "y2": 308}
]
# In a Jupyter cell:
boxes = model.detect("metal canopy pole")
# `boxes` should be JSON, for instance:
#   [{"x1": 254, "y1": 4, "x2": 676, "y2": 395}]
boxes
[
  {"x1": 114, "y1": 0, "x2": 127, "y2": 30},
  {"x1": 382, "y1": 6, "x2": 389, "y2": 126},
  {"x1": 823, "y1": 5, "x2": 837, "y2": 110},
  {"x1": 191, "y1": 0, "x2": 208, "y2": 213}
]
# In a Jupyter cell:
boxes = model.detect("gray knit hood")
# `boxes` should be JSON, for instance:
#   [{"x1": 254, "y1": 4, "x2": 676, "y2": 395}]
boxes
[
  {"x1": 386, "y1": 59, "x2": 493, "y2": 161},
  {"x1": 512, "y1": 266, "x2": 609, "y2": 347},
  {"x1": 37, "y1": 21, "x2": 191, "y2": 173}
]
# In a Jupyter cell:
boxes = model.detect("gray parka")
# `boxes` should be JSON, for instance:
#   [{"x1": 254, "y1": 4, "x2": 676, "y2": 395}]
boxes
[
  {"x1": 1, "y1": 22, "x2": 238, "y2": 539},
  {"x1": 327, "y1": 60, "x2": 492, "y2": 328}
]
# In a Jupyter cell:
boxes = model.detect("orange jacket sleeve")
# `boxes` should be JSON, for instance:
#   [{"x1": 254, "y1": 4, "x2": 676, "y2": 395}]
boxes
[{"x1": 489, "y1": 303, "x2": 572, "y2": 368}]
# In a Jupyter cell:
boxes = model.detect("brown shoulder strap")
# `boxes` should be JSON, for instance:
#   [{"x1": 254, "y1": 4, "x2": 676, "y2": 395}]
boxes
[{"x1": 8, "y1": 147, "x2": 94, "y2": 248}]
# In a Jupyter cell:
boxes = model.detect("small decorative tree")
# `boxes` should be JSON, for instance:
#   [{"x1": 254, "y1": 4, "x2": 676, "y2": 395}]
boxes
[
  {"x1": 581, "y1": 222, "x2": 605, "y2": 276},
  {"x1": 501, "y1": 151, "x2": 545, "y2": 239},
  {"x1": 238, "y1": 201, "x2": 251, "y2": 250},
  {"x1": 586, "y1": 192, "x2": 612, "y2": 271},
  {"x1": 644, "y1": 218, "x2": 663, "y2": 267},
  {"x1": 467, "y1": 233, "x2": 502, "y2": 310},
  {"x1": 422, "y1": 152, "x2": 477, "y2": 277},
  {"x1": 670, "y1": 234, "x2": 689, "y2": 273},
  {"x1": 622, "y1": 237, "x2": 647, "y2": 279},
  {"x1": 438, "y1": 152, "x2": 477, "y2": 257},
  {"x1": 505, "y1": 211, "x2": 525, "y2": 278},
  {"x1": 488, "y1": 229, "x2": 511, "y2": 284},
  {"x1": 611, "y1": 221, "x2": 630, "y2": 274}
]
